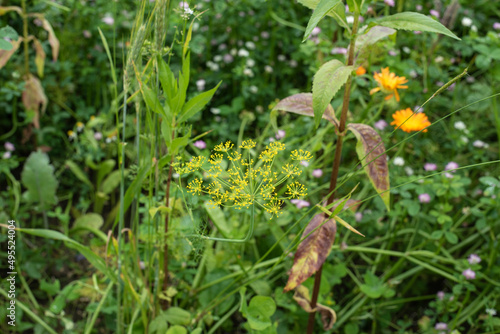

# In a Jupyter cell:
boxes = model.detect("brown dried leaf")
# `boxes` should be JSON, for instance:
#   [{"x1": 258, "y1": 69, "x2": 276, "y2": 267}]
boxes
[
  {"x1": 347, "y1": 123, "x2": 390, "y2": 210},
  {"x1": 32, "y1": 15, "x2": 59, "y2": 61},
  {"x1": 33, "y1": 38, "x2": 46, "y2": 78},
  {"x1": 0, "y1": 37, "x2": 22, "y2": 68},
  {"x1": 293, "y1": 285, "x2": 337, "y2": 330},
  {"x1": 284, "y1": 214, "x2": 337, "y2": 292},
  {"x1": 274, "y1": 93, "x2": 339, "y2": 128},
  {"x1": 22, "y1": 74, "x2": 48, "y2": 129}
]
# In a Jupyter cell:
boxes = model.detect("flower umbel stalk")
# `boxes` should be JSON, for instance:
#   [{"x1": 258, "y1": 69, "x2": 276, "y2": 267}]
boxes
[{"x1": 306, "y1": 11, "x2": 360, "y2": 334}]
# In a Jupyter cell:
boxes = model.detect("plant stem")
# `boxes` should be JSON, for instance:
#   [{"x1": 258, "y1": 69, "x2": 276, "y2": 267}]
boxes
[
  {"x1": 162, "y1": 128, "x2": 175, "y2": 303},
  {"x1": 21, "y1": 0, "x2": 29, "y2": 76},
  {"x1": 306, "y1": 12, "x2": 360, "y2": 334}
]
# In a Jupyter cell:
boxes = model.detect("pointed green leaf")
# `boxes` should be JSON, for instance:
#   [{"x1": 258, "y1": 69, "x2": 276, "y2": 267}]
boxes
[
  {"x1": 177, "y1": 81, "x2": 221, "y2": 124},
  {"x1": 374, "y1": 12, "x2": 460, "y2": 40},
  {"x1": 298, "y1": 0, "x2": 348, "y2": 30},
  {"x1": 65, "y1": 160, "x2": 93, "y2": 189},
  {"x1": 312, "y1": 60, "x2": 352, "y2": 128},
  {"x1": 21, "y1": 151, "x2": 58, "y2": 210},
  {"x1": 347, "y1": 123, "x2": 390, "y2": 211},
  {"x1": 284, "y1": 214, "x2": 337, "y2": 292},
  {"x1": 303, "y1": 0, "x2": 342, "y2": 41},
  {"x1": 158, "y1": 56, "x2": 177, "y2": 106},
  {"x1": 139, "y1": 81, "x2": 172, "y2": 124},
  {"x1": 353, "y1": 26, "x2": 396, "y2": 65},
  {"x1": 274, "y1": 93, "x2": 339, "y2": 127},
  {"x1": 14, "y1": 227, "x2": 116, "y2": 282}
]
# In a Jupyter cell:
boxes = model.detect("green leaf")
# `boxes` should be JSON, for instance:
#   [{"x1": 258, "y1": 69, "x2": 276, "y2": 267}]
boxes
[
  {"x1": 353, "y1": 26, "x2": 396, "y2": 66},
  {"x1": 0, "y1": 39, "x2": 12, "y2": 51},
  {"x1": 374, "y1": 12, "x2": 460, "y2": 40},
  {"x1": 360, "y1": 271, "x2": 386, "y2": 299},
  {"x1": 101, "y1": 170, "x2": 124, "y2": 195},
  {"x1": 73, "y1": 213, "x2": 104, "y2": 232},
  {"x1": 312, "y1": 59, "x2": 352, "y2": 128},
  {"x1": 164, "y1": 307, "x2": 191, "y2": 326},
  {"x1": 65, "y1": 160, "x2": 93, "y2": 189},
  {"x1": 345, "y1": 0, "x2": 362, "y2": 14},
  {"x1": 284, "y1": 214, "x2": 337, "y2": 291},
  {"x1": 431, "y1": 230, "x2": 443, "y2": 239},
  {"x1": 15, "y1": 227, "x2": 116, "y2": 282},
  {"x1": 158, "y1": 57, "x2": 177, "y2": 105},
  {"x1": 148, "y1": 312, "x2": 169, "y2": 334},
  {"x1": 177, "y1": 81, "x2": 221, "y2": 124},
  {"x1": 40, "y1": 279, "x2": 60, "y2": 296},
  {"x1": 298, "y1": 0, "x2": 348, "y2": 29},
  {"x1": 21, "y1": 151, "x2": 58, "y2": 210},
  {"x1": 244, "y1": 296, "x2": 276, "y2": 331},
  {"x1": 0, "y1": 26, "x2": 18, "y2": 41},
  {"x1": 166, "y1": 326, "x2": 187, "y2": 334},
  {"x1": 139, "y1": 79, "x2": 172, "y2": 124},
  {"x1": 96, "y1": 159, "x2": 115, "y2": 187},
  {"x1": 445, "y1": 232, "x2": 458, "y2": 244},
  {"x1": 303, "y1": 0, "x2": 342, "y2": 41}
]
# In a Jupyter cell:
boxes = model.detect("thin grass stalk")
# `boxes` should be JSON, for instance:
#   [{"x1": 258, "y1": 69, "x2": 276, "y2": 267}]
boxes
[{"x1": 306, "y1": 12, "x2": 360, "y2": 334}]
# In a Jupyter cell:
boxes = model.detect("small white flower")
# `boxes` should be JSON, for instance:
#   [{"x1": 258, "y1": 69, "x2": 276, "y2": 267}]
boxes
[
  {"x1": 265, "y1": 65, "x2": 273, "y2": 73},
  {"x1": 404, "y1": 167, "x2": 414, "y2": 176},
  {"x1": 461, "y1": 136, "x2": 469, "y2": 144},
  {"x1": 246, "y1": 58, "x2": 255, "y2": 67},
  {"x1": 473, "y1": 140, "x2": 487, "y2": 148},
  {"x1": 243, "y1": 68, "x2": 254, "y2": 77},
  {"x1": 275, "y1": 129, "x2": 286, "y2": 140},
  {"x1": 238, "y1": 48, "x2": 250, "y2": 57},
  {"x1": 435, "y1": 56, "x2": 444, "y2": 63},
  {"x1": 277, "y1": 54, "x2": 286, "y2": 61},
  {"x1": 409, "y1": 70, "x2": 418, "y2": 78},
  {"x1": 210, "y1": 108, "x2": 221, "y2": 115},
  {"x1": 471, "y1": 25, "x2": 478, "y2": 32},
  {"x1": 102, "y1": 15, "x2": 115, "y2": 25},
  {"x1": 454, "y1": 121, "x2": 466, "y2": 130},
  {"x1": 289, "y1": 59, "x2": 298, "y2": 68},
  {"x1": 196, "y1": 79, "x2": 206, "y2": 91},
  {"x1": 462, "y1": 17, "x2": 473, "y2": 27},
  {"x1": 402, "y1": 46, "x2": 411, "y2": 54},
  {"x1": 393, "y1": 157, "x2": 405, "y2": 166},
  {"x1": 230, "y1": 48, "x2": 237, "y2": 56},
  {"x1": 249, "y1": 85, "x2": 258, "y2": 94},
  {"x1": 213, "y1": 55, "x2": 223, "y2": 62},
  {"x1": 346, "y1": 16, "x2": 354, "y2": 24},
  {"x1": 486, "y1": 308, "x2": 497, "y2": 316},
  {"x1": 2, "y1": 151, "x2": 11, "y2": 159},
  {"x1": 245, "y1": 41, "x2": 256, "y2": 50}
]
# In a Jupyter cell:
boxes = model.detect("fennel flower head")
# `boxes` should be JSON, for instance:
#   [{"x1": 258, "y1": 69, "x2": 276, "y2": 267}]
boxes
[
  {"x1": 370, "y1": 67, "x2": 408, "y2": 101},
  {"x1": 176, "y1": 140, "x2": 312, "y2": 219}
]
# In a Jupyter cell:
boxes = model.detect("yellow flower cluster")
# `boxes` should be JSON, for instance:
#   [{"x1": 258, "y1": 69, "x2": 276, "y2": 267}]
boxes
[{"x1": 182, "y1": 140, "x2": 311, "y2": 219}]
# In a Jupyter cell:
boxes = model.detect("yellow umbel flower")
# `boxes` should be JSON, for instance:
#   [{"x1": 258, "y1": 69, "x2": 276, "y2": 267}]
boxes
[
  {"x1": 370, "y1": 67, "x2": 408, "y2": 102},
  {"x1": 183, "y1": 139, "x2": 312, "y2": 219},
  {"x1": 286, "y1": 181, "x2": 308, "y2": 199},
  {"x1": 391, "y1": 108, "x2": 431, "y2": 133},
  {"x1": 290, "y1": 149, "x2": 313, "y2": 161},
  {"x1": 240, "y1": 139, "x2": 256, "y2": 150},
  {"x1": 187, "y1": 178, "x2": 204, "y2": 195}
]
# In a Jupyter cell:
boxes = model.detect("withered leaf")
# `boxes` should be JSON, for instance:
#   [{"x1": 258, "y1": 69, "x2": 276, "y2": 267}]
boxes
[
  {"x1": 33, "y1": 38, "x2": 46, "y2": 78},
  {"x1": 274, "y1": 93, "x2": 339, "y2": 128},
  {"x1": 32, "y1": 15, "x2": 59, "y2": 61},
  {"x1": 347, "y1": 123, "x2": 390, "y2": 211},
  {"x1": 284, "y1": 214, "x2": 337, "y2": 292},
  {"x1": 292, "y1": 285, "x2": 337, "y2": 330},
  {"x1": 0, "y1": 37, "x2": 22, "y2": 68},
  {"x1": 22, "y1": 74, "x2": 47, "y2": 129}
]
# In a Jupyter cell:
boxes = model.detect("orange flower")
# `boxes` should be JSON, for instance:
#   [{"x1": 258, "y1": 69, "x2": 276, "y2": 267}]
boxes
[
  {"x1": 356, "y1": 66, "x2": 366, "y2": 76},
  {"x1": 370, "y1": 67, "x2": 408, "y2": 101},
  {"x1": 391, "y1": 108, "x2": 431, "y2": 133}
]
